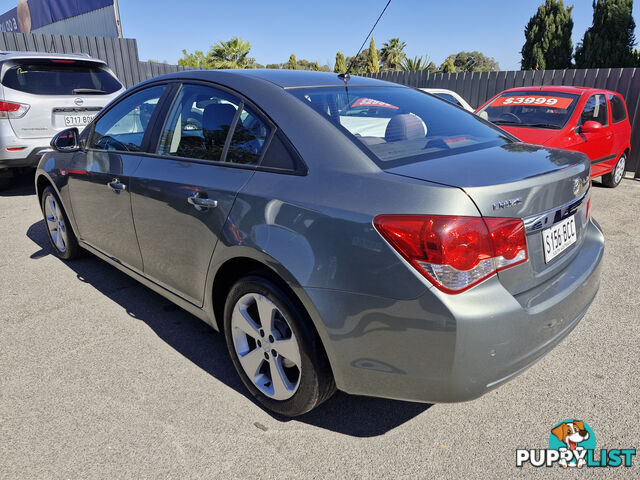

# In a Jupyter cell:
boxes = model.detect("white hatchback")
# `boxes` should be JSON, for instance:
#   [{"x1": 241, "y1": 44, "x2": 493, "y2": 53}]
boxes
[
  {"x1": 420, "y1": 88, "x2": 474, "y2": 112},
  {"x1": 0, "y1": 51, "x2": 125, "y2": 187}
]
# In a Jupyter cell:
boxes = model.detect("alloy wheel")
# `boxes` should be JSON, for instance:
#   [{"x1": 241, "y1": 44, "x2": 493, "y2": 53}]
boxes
[
  {"x1": 614, "y1": 155, "x2": 626, "y2": 185},
  {"x1": 230, "y1": 293, "x2": 302, "y2": 400},
  {"x1": 44, "y1": 195, "x2": 68, "y2": 253}
]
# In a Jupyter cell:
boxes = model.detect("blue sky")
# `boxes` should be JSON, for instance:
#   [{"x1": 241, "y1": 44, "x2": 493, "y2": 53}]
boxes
[{"x1": 117, "y1": 0, "x2": 640, "y2": 70}]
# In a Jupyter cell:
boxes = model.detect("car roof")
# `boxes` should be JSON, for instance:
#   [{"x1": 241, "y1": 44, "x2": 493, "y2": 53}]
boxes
[
  {"x1": 0, "y1": 51, "x2": 102, "y2": 63},
  {"x1": 502, "y1": 85, "x2": 609, "y2": 95},
  {"x1": 153, "y1": 69, "x2": 396, "y2": 89}
]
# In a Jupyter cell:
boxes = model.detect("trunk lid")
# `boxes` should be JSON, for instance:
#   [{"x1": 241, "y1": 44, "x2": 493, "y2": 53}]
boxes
[{"x1": 386, "y1": 143, "x2": 591, "y2": 295}]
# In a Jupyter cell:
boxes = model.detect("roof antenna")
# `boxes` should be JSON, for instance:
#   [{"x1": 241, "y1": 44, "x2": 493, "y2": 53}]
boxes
[{"x1": 340, "y1": 0, "x2": 392, "y2": 83}]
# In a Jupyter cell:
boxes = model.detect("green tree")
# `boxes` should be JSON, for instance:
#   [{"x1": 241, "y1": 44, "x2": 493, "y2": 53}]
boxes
[
  {"x1": 521, "y1": 0, "x2": 574, "y2": 70},
  {"x1": 440, "y1": 57, "x2": 456, "y2": 73},
  {"x1": 401, "y1": 55, "x2": 430, "y2": 71},
  {"x1": 208, "y1": 37, "x2": 255, "y2": 69},
  {"x1": 345, "y1": 50, "x2": 369, "y2": 74},
  {"x1": 265, "y1": 63, "x2": 281, "y2": 69},
  {"x1": 574, "y1": 0, "x2": 638, "y2": 68},
  {"x1": 380, "y1": 37, "x2": 407, "y2": 70},
  {"x1": 334, "y1": 51, "x2": 347, "y2": 73},
  {"x1": 287, "y1": 54, "x2": 297, "y2": 70},
  {"x1": 366, "y1": 37, "x2": 380, "y2": 73},
  {"x1": 178, "y1": 49, "x2": 211, "y2": 68},
  {"x1": 442, "y1": 51, "x2": 500, "y2": 72}
]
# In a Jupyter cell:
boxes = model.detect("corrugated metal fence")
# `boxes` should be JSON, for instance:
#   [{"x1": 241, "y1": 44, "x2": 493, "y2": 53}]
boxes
[
  {"x1": 0, "y1": 31, "x2": 194, "y2": 90},
  {"x1": 365, "y1": 69, "x2": 640, "y2": 173}
]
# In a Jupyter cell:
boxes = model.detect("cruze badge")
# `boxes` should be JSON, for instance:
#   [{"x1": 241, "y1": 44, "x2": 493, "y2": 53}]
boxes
[{"x1": 493, "y1": 198, "x2": 523, "y2": 210}]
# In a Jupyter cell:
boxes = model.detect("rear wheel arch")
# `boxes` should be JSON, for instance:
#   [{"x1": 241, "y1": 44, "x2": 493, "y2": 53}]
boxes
[{"x1": 210, "y1": 255, "x2": 336, "y2": 378}]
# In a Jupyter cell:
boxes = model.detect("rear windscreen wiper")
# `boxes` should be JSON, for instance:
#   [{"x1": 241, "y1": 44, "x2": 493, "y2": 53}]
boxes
[{"x1": 72, "y1": 88, "x2": 106, "y2": 94}]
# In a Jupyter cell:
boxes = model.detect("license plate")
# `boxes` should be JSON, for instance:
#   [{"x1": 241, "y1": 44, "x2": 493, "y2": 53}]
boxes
[
  {"x1": 542, "y1": 214, "x2": 577, "y2": 263},
  {"x1": 64, "y1": 114, "x2": 95, "y2": 127}
]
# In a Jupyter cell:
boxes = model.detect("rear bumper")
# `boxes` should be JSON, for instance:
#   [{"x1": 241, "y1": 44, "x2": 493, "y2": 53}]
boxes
[
  {"x1": 305, "y1": 218, "x2": 604, "y2": 403},
  {"x1": 0, "y1": 144, "x2": 51, "y2": 169}
]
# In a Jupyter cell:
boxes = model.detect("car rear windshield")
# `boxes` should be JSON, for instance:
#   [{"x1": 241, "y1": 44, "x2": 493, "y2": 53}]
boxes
[
  {"x1": 288, "y1": 86, "x2": 512, "y2": 167},
  {"x1": 478, "y1": 91, "x2": 580, "y2": 129},
  {"x1": 1, "y1": 60, "x2": 122, "y2": 95}
]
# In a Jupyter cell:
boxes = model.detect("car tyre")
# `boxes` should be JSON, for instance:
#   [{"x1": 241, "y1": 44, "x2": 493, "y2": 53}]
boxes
[
  {"x1": 224, "y1": 275, "x2": 335, "y2": 416},
  {"x1": 602, "y1": 153, "x2": 626, "y2": 188},
  {"x1": 41, "y1": 186, "x2": 81, "y2": 260}
]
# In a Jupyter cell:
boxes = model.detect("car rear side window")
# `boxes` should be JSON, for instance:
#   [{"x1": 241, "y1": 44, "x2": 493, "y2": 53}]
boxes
[
  {"x1": 288, "y1": 86, "x2": 511, "y2": 167},
  {"x1": 580, "y1": 94, "x2": 608, "y2": 126},
  {"x1": 226, "y1": 106, "x2": 271, "y2": 165},
  {"x1": 89, "y1": 85, "x2": 166, "y2": 152},
  {"x1": 609, "y1": 94, "x2": 627, "y2": 123},
  {"x1": 1, "y1": 60, "x2": 122, "y2": 95},
  {"x1": 260, "y1": 133, "x2": 299, "y2": 171},
  {"x1": 158, "y1": 84, "x2": 271, "y2": 165}
]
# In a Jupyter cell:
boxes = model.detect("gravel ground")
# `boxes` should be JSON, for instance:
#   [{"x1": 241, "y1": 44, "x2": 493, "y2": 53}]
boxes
[{"x1": 1, "y1": 171, "x2": 639, "y2": 479}]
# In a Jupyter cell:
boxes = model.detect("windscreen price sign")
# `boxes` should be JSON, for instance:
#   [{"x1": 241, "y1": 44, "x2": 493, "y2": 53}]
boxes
[{"x1": 491, "y1": 96, "x2": 573, "y2": 109}]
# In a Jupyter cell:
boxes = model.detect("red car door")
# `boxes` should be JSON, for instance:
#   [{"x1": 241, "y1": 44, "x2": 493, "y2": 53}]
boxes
[
  {"x1": 569, "y1": 93, "x2": 614, "y2": 177},
  {"x1": 608, "y1": 93, "x2": 631, "y2": 164}
]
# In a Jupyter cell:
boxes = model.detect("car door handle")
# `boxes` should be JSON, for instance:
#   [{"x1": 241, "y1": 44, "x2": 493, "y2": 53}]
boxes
[
  {"x1": 188, "y1": 196, "x2": 218, "y2": 210},
  {"x1": 107, "y1": 179, "x2": 127, "y2": 192}
]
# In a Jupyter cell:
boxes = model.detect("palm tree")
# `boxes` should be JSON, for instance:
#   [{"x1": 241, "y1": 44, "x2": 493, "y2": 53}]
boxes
[
  {"x1": 381, "y1": 37, "x2": 407, "y2": 71},
  {"x1": 401, "y1": 55, "x2": 430, "y2": 71},
  {"x1": 208, "y1": 37, "x2": 255, "y2": 69}
]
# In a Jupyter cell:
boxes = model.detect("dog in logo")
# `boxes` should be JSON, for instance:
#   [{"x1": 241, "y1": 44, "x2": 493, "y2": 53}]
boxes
[{"x1": 551, "y1": 420, "x2": 590, "y2": 468}]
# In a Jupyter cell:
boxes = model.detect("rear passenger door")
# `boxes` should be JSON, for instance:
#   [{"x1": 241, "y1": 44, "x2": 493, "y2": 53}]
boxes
[
  {"x1": 130, "y1": 83, "x2": 273, "y2": 306},
  {"x1": 572, "y1": 93, "x2": 614, "y2": 176},
  {"x1": 608, "y1": 93, "x2": 630, "y2": 160}
]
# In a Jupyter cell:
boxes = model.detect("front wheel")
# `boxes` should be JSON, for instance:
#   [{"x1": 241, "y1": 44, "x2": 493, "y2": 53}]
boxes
[
  {"x1": 224, "y1": 276, "x2": 335, "y2": 416},
  {"x1": 41, "y1": 186, "x2": 81, "y2": 260},
  {"x1": 602, "y1": 153, "x2": 626, "y2": 188}
]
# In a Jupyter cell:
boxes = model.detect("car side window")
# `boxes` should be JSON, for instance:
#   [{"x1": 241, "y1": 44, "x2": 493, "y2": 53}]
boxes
[
  {"x1": 158, "y1": 84, "x2": 241, "y2": 162},
  {"x1": 608, "y1": 94, "x2": 627, "y2": 123},
  {"x1": 435, "y1": 93, "x2": 462, "y2": 107},
  {"x1": 226, "y1": 106, "x2": 272, "y2": 165},
  {"x1": 580, "y1": 94, "x2": 608, "y2": 126},
  {"x1": 157, "y1": 84, "x2": 271, "y2": 165},
  {"x1": 89, "y1": 85, "x2": 166, "y2": 152}
]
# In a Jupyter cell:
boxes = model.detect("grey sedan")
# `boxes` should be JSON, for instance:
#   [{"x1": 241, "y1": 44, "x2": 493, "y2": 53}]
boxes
[{"x1": 35, "y1": 70, "x2": 604, "y2": 416}]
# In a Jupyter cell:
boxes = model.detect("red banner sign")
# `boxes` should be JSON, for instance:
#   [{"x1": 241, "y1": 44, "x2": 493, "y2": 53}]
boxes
[
  {"x1": 351, "y1": 98, "x2": 399, "y2": 109},
  {"x1": 491, "y1": 96, "x2": 573, "y2": 109}
]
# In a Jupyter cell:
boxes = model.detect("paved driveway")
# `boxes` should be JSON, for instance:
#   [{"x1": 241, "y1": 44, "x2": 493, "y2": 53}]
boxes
[{"x1": 1, "y1": 172, "x2": 639, "y2": 479}]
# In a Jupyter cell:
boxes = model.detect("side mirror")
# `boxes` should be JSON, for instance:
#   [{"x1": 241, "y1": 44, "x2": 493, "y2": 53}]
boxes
[
  {"x1": 580, "y1": 120, "x2": 602, "y2": 134},
  {"x1": 51, "y1": 127, "x2": 80, "y2": 152}
]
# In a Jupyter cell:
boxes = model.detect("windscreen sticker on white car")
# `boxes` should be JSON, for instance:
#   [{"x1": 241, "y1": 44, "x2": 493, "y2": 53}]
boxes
[{"x1": 491, "y1": 96, "x2": 573, "y2": 109}]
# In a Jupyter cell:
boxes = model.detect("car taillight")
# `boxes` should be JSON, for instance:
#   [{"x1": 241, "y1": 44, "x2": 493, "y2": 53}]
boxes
[
  {"x1": 374, "y1": 215, "x2": 528, "y2": 294},
  {"x1": 0, "y1": 101, "x2": 30, "y2": 119}
]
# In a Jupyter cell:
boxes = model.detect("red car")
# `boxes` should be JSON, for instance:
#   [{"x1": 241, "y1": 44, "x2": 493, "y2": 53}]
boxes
[{"x1": 476, "y1": 86, "x2": 631, "y2": 187}]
